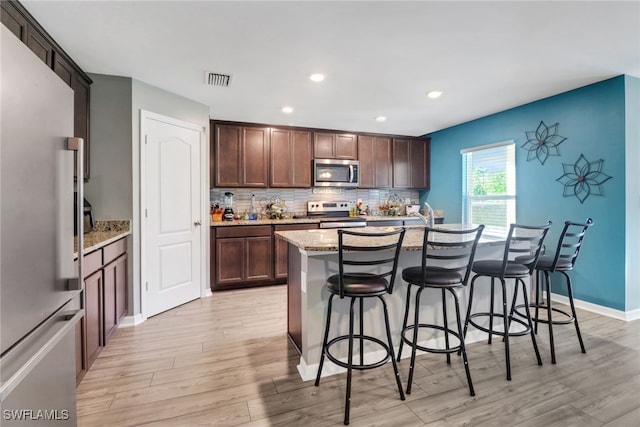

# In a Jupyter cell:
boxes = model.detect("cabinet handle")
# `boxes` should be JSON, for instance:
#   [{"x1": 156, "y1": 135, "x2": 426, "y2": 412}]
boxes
[{"x1": 194, "y1": 220, "x2": 202, "y2": 226}]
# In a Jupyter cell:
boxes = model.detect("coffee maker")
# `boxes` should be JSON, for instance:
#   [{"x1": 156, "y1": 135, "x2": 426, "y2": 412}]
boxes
[
  {"x1": 223, "y1": 192, "x2": 235, "y2": 221},
  {"x1": 74, "y1": 193, "x2": 94, "y2": 235}
]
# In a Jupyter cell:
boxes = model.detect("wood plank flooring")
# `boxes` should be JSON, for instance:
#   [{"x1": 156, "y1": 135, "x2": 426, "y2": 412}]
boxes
[{"x1": 77, "y1": 285, "x2": 640, "y2": 426}]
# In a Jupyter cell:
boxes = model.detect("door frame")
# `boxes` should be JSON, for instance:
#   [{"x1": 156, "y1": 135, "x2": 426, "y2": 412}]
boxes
[{"x1": 139, "y1": 110, "x2": 208, "y2": 320}]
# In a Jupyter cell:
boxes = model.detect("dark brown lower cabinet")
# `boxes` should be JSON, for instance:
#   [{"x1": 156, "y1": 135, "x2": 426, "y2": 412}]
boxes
[
  {"x1": 214, "y1": 226, "x2": 273, "y2": 290},
  {"x1": 75, "y1": 237, "x2": 128, "y2": 384}
]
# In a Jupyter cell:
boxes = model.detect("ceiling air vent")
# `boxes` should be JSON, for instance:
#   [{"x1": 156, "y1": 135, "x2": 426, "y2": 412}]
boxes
[{"x1": 205, "y1": 71, "x2": 232, "y2": 87}]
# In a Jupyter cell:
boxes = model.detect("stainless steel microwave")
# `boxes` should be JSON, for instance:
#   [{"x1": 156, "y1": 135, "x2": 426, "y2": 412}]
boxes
[{"x1": 313, "y1": 159, "x2": 359, "y2": 187}]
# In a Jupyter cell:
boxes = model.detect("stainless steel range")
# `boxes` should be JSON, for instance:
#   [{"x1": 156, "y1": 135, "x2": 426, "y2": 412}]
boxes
[{"x1": 304, "y1": 201, "x2": 367, "y2": 228}]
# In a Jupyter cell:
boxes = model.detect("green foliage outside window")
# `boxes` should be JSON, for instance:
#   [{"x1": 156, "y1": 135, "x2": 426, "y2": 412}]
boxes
[{"x1": 472, "y1": 168, "x2": 507, "y2": 195}]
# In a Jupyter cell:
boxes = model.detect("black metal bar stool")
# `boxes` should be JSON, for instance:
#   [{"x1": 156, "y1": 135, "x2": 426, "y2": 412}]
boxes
[
  {"x1": 314, "y1": 227, "x2": 406, "y2": 425},
  {"x1": 463, "y1": 221, "x2": 551, "y2": 380},
  {"x1": 513, "y1": 218, "x2": 594, "y2": 363},
  {"x1": 397, "y1": 225, "x2": 484, "y2": 396}
]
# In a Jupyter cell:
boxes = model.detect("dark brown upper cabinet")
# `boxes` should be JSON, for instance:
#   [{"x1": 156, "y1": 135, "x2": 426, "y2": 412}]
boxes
[
  {"x1": 313, "y1": 131, "x2": 358, "y2": 160},
  {"x1": 270, "y1": 128, "x2": 312, "y2": 188},
  {"x1": 393, "y1": 137, "x2": 431, "y2": 189},
  {"x1": 358, "y1": 135, "x2": 392, "y2": 188},
  {"x1": 214, "y1": 123, "x2": 269, "y2": 188}
]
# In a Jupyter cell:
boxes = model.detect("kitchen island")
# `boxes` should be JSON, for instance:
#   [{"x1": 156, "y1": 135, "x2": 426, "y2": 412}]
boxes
[{"x1": 275, "y1": 225, "x2": 510, "y2": 381}]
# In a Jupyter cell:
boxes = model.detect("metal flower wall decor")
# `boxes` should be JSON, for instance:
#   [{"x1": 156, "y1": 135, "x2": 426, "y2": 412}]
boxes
[
  {"x1": 556, "y1": 154, "x2": 612, "y2": 204},
  {"x1": 521, "y1": 121, "x2": 567, "y2": 165}
]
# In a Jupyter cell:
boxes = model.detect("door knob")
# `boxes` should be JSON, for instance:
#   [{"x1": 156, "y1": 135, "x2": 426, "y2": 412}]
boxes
[{"x1": 194, "y1": 220, "x2": 202, "y2": 226}]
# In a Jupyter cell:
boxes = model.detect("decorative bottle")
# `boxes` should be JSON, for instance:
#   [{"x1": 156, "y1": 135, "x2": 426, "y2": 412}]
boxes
[{"x1": 249, "y1": 194, "x2": 258, "y2": 220}]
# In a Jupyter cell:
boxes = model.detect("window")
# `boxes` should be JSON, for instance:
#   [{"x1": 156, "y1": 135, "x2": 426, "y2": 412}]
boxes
[{"x1": 462, "y1": 141, "x2": 516, "y2": 237}]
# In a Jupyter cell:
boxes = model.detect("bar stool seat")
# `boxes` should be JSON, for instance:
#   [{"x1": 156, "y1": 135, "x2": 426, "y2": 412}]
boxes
[{"x1": 315, "y1": 228, "x2": 406, "y2": 425}]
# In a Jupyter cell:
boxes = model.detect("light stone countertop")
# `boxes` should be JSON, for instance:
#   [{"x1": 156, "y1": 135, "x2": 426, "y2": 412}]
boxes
[
  {"x1": 275, "y1": 224, "x2": 504, "y2": 252},
  {"x1": 209, "y1": 215, "x2": 432, "y2": 227},
  {"x1": 74, "y1": 220, "x2": 131, "y2": 258}
]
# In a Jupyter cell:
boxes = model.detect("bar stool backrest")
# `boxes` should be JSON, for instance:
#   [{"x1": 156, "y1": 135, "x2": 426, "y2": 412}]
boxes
[
  {"x1": 501, "y1": 221, "x2": 552, "y2": 276},
  {"x1": 549, "y1": 218, "x2": 594, "y2": 271},
  {"x1": 419, "y1": 225, "x2": 485, "y2": 286},
  {"x1": 337, "y1": 228, "x2": 406, "y2": 298}
]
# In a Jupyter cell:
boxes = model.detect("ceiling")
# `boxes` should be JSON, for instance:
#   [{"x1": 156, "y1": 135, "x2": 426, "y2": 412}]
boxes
[{"x1": 23, "y1": 1, "x2": 640, "y2": 137}]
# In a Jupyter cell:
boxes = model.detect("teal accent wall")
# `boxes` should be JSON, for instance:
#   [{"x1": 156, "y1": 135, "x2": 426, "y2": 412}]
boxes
[{"x1": 425, "y1": 76, "x2": 629, "y2": 311}]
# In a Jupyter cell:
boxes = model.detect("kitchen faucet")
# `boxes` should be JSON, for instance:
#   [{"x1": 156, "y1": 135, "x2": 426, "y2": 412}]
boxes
[{"x1": 409, "y1": 202, "x2": 434, "y2": 227}]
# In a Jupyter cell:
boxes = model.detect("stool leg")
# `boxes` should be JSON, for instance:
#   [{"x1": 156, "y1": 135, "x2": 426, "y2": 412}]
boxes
[
  {"x1": 520, "y1": 278, "x2": 543, "y2": 366},
  {"x1": 501, "y1": 279, "x2": 511, "y2": 380},
  {"x1": 315, "y1": 293, "x2": 335, "y2": 386},
  {"x1": 534, "y1": 270, "x2": 541, "y2": 334},
  {"x1": 397, "y1": 284, "x2": 412, "y2": 361},
  {"x1": 450, "y1": 288, "x2": 475, "y2": 396},
  {"x1": 380, "y1": 296, "x2": 405, "y2": 402},
  {"x1": 463, "y1": 276, "x2": 478, "y2": 341},
  {"x1": 407, "y1": 287, "x2": 424, "y2": 395},
  {"x1": 563, "y1": 271, "x2": 586, "y2": 354},
  {"x1": 544, "y1": 271, "x2": 556, "y2": 364},
  {"x1": 489, "y1": 278, "x2": 496, "y2": 345},
  {"x1": 505, "y1": 282, "x2": 519, "y2": 343},
  {"x1": 344, "y1": 297, "x2": 357, "y2": 425},
  {"x1": 442, "y1": 288, "x2": 451, "y2": 364},
  {"x1": 359, "y1": 297, "x2": 364, "y2": 367}
]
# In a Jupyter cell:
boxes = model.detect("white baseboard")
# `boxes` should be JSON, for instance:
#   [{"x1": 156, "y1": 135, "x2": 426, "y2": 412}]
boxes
[
  {"x1": 550, "y1": 293, "x2": 639, "y2": 321},
  {"x1": 118, "y1": 313, "x2": 145, "y2": 327}
]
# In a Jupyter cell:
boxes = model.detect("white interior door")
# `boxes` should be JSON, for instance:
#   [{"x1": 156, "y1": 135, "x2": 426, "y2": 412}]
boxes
[{"x1": 143, "y1": 113, "x2": 203, "y2": 317}]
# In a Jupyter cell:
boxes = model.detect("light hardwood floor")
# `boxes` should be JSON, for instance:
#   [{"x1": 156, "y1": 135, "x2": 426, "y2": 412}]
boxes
[{"x1": 77, "y1": 285, "x2": 640, "y2": 426}]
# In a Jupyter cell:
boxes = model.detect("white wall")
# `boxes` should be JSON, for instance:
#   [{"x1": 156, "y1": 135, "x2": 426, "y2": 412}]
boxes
[
  {"x1": 625, "y1": 76, "x2": 640, "y2": 314},
  {"x1": 131, "y1": 79, "x2": 210, "y2": 317}
]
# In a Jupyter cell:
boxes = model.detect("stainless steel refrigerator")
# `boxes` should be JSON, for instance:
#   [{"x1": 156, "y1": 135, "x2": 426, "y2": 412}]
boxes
[{"x1": 1, "y1": 25, "x2": 84, "y2": 425}]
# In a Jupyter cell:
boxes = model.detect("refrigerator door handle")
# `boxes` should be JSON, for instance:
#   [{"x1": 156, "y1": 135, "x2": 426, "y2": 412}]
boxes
[
  {"x1": 0, "y1": 308, "x2": 84, "y2": 401},
  {"x1": 67, "y1": 137, "x2": 84, "y2": 290}
]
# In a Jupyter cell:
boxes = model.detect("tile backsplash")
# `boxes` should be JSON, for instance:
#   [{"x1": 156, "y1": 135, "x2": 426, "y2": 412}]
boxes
[{"x1": 209, "y1": 188, "x2": 420, "y2": 216}]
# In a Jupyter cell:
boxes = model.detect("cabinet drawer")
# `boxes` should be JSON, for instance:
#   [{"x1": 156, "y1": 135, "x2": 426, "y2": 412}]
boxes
[
  {"x1": 274, "y1": 223, "x2": 319, "y2": 232},
  {"x1": 216, "y1": 225, "x2": 271, "y2": 238},
  {"x1": 83, "y1": 249, "x2": 103, "y2": 278},
  {"x1": 104, "y1": 238, "x2": 127, "y2": 265}
]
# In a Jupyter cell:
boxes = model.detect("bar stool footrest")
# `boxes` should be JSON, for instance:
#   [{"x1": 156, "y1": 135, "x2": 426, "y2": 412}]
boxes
[
  {"x1": 324, "y1": 334, "x2": 391, "y2": 371},
  {"x1": 468, "y1": 312, "x2": 531, "y2": 337},
  {"x1": 512, "y1": 303, "x2": 575, "y2": 325},
  {"x1": 400, "y1": 323, "x2": 462, "y2": 354}
]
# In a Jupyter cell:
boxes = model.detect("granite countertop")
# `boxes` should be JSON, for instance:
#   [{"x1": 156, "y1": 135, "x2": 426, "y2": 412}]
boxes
[
  {"x1": 275, "y1": 224, "x2": 503, "y2": 252},
  {"x1": 74, "y1": 220, "x2": 131, "y2": 258},
  {"x1": 210, "y1": 215, "x2": 436, "y2": 227}
]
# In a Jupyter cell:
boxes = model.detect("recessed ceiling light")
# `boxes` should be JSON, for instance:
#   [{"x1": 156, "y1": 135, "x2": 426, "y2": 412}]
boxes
[
  {"x1": 282, "y1": 106, "x2": 294, "y2": 114},
  {"x1": 427, "y1": 90, "x2": 443, "y2": 99},
  {"x1": 375, "y1": 116, "x2": 387, "y2": 122},
  {"x1": 309, "y1": 73, "x2": 325, "y2": 82}
]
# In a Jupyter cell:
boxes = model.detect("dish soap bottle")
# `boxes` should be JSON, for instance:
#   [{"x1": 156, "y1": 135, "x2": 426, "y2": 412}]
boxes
[{"x1": 249, "y1": 194, "x2": 258, "y2": 220}]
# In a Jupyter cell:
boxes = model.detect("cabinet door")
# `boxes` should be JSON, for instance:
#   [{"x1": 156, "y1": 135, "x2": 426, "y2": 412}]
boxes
[
  {"x1": 410, "y1": 138, "x2": 430, "y2": 189},
  {"x1": 215, "y1": 238, "x2": 244, "y2": 284},
  {"x1": 313, "y1": 132, "x2": 335, "y2": 158},
  {"x1": 270, "y1": 129, "x2": 292, "y2": 187},
  {"x1": 358, "y1": 135, "x2": 391, "y2": 188},
  {"x1": 115, "y1": 254, "x2": 128, "y2": 322},
  {"x1": 393, "y1": 138, "x2": 411, "y2": 188},
  {"x1": 26, "y1": 26, "x2": 53, "y2": 67},
  {"x1": 270, "y1": 129, "x2": 311, "y2": 187},
  {"x1": 1, "y1": 1, "x2": 28, "y2": 41},
  {"x1": 245, "y1": 236, "x2": 272, "y2": 281},
  {"x1": 214, "y1": 124, "x2": 242, "y2": 187},
  {"x1": 75, "y1": 317, "x2": 86, "y2": 385},
  {"x1": 335, "y1": 133, "x2": 358, "y2": 159},
  {"x1": 53, "y1": 52, "x2": 74, "y2": 87},
  {"x1": 103, "y1": 260, "x2": 117, "y2": 343},
  {"x1": 242, "y1": 127, "x2": 269, "y2": 187},
  {"x1": 84, "y1": 270, "x2": 103, "y2": 369}
]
